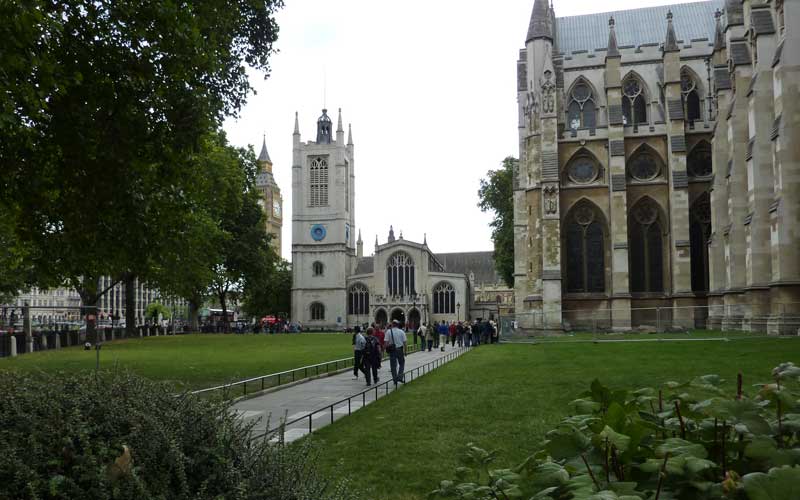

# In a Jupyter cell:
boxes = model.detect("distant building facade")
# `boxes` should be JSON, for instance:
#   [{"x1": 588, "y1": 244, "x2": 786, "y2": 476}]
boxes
[
  {"x1": 255, "y1": 135, "x2": 283, "y2": 254},
  {"x1": 290, "y1": 109, "x2": 512, "y2": 329},
  {"x1": 514, "y1": 0, "x2": 799, "y2": 333}
]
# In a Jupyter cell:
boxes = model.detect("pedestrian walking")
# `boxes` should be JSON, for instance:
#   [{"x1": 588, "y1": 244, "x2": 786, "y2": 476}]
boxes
[
  {"x1": 417, "y1": 322, "x2": 427, "y2": 351},
  {"x1": 464, "y1": 321, "x2": 472, "y2": 347},
  {"x1": 437, "y1": 321, "x2": 448, "y2": 351},
  {"x1": 385, "y1": 320, "x2": 407, "y2": 385},
  {"x1": 433, "y1": 321, "x2": 440, "y2": 349},
  {"x1": 363, "y1": 328, "x2": 381, "y2": 386},
  {"x1": 472, "y1": 319, "x2": 481, "y2": 346},
  {"x1": 425, "y1": 322, "x2": 435, "y2": 351},
  {"x1": 353, "y1": 326, "x2": 367, "y2": 380}
]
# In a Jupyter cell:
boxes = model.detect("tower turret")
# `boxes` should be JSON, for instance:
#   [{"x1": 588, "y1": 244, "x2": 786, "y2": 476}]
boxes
[
  {"x1": 316, "y1": 108, "x2": 332, "y2": 144},
  {"x1": 356, "y1": 229, "x2": 363, "y2": 258}
]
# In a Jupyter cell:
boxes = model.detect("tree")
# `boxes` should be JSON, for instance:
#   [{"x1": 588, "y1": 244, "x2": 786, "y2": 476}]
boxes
[
  {"x1": 242, "y1": 258, "x2": 292, "y2": 320},
  {"x1": 0, "y1": 0, "x2": 283, "y2": 339},
  {"x1": 478, "y1": 157, "x2": 516, "y2": 288}
]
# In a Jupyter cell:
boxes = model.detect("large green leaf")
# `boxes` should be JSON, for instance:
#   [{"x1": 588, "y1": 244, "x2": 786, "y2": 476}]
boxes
[
  {"x1": 599, "y1": 425, "x2": 631, "y2": 453},
  {"x1": 656, "y1": 438, "x2": 708, "y2": 459},
  {"x1": 528, "y1": 462, "x2": 569, "y2": 489},
  {"x1": 772, "y1": 362, "x2": 800, "y2": 382},
  {"x1": 545, "y1": 425, "x2": 591, "y2": 460},
  {"x1": 745, "y1": 436, "x2": 800, "y2": 467},
  {"x1": 742, "y1": 466, "x2": 800, "y2": 500}
]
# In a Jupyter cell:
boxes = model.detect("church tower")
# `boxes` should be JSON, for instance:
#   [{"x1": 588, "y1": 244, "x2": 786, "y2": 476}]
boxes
[
  {"x1": 291, "y1": 108, "x2": 356, "y2": 328},
  {"x1": 255, "y1": 135, "x2": 283, "y2": 254}
]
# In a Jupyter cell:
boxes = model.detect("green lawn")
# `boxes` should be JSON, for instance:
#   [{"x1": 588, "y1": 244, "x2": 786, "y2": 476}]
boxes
[
  {"x1": 309, "y1": 337, "x2": 800, "y2": 500},
  {"x1": 0, "y1": 333, "x2": 357, "y2": 392}
]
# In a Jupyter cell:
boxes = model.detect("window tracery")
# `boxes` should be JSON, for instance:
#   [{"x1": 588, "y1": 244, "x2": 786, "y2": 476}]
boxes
[
  {"x1": 309, "y1": 157, "x2": 329, "y2": 207},
  {"x1": 565, "y1": 154, "x2": 600, "y2": 185},
  {"x1": 629, "y1": 198, "x2": 665, "y2": 293},
  {"x1": 565, "y1": 202, "x2": 605, "y2": 293},
  {"x1": 681, "y1": 68, "x2": 702, "y2": 123},
  {"x1": 312, "y1": 261, "x2": 324, "y2": 276},
  {"x1": 567, "y1": 80, "x2": 596, "y2": 131},
  {"x1": 386, "y1": 252, "x2": 415, "y2": 297},
  {"x1": 432, "y1": 282, "x2": 456, "y2": 314},
  {"x1": 628, "y1": 147, "x2": 662, "y2": 182},
  {"x1": 622, "y1": 75, "x2": 648, "y2": 129},
  {"x1": 348, "y1": 283, "x2": 370, "y2": 315},
  {"x1": 687, "y1": 142, "x2": 712, "y2": 177},
  {"x1": 310, "y1": 302, "x2": 325, "y2": 321}
]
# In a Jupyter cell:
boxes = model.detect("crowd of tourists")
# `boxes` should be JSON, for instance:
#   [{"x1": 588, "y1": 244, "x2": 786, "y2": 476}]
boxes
[{"x1": 351, "y1": 318, "x2": 499, "y2": 388}]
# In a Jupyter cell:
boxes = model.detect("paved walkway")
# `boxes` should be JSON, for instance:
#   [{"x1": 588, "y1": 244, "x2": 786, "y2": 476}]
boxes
[{"x1": 233, "y1": 343, "x2": 472, "y2": 442}]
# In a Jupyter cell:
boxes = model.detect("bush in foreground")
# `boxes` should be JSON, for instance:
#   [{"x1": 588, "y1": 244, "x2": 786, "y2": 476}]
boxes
[
  {"x1": 430, "y1": 362, "x2": 800, "y2": 499},
  {"x1": 0, "y1": 370, "x2": 356, "y2": 500}
]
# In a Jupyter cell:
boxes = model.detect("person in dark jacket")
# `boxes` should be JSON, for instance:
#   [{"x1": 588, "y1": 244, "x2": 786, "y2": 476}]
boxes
[{"x1": 363, "y1": 328, "x2": 381, "y2": 386}]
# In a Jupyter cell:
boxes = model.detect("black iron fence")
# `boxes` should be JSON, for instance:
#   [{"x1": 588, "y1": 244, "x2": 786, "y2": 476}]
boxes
[
  {"x1": 191, "y1": 342, "x2": 423, "y2": 398},
  {"x1": 263, "y1": 345, "x2": 473, "y2": 443}
]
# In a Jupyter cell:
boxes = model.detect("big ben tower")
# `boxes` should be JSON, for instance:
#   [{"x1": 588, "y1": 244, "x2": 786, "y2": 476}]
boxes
[{"x1": 256, "y1": 135, "x2": 283, "y2": 254}]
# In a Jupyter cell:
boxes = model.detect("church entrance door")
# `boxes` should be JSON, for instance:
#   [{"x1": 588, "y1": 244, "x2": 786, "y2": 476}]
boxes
[
  {"x1": 390, "y1": 308, "x2": 406, "y2": 328},
  {"x1": 375, "y1": 309, "x2": 387, "y2": 327},
  {"x1": 408, "y1": 308, "x2": 420, "y2": 331}
]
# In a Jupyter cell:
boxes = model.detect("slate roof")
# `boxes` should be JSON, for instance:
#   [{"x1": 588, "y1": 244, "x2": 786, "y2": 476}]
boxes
[
  {"x1": 435, "y1": 251, "x2": 500, "y2": 285},
  {"x1": 555, "y1": 0, "x2": 722, "y2": 55},
  {"x1": 354, "y1": 257, "x2": 373, "y2": 275},
  {"x1": 257, "y1": 136, "x2": 271, "y2": 163}
]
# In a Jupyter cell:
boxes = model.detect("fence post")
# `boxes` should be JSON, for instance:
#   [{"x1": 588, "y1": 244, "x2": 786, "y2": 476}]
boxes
[
  {"x1": 54, "y1": 331, "x2": 61, "y2": 349},
  {"x1": 656, "y1": 307, "x2": 661, "y2": 334},
  {"x1": 9, "y1": 334, "x2": 17, "y2": 357},
  {"x1": 23, "y1": 303, "x2": 33, "y2": 353}
]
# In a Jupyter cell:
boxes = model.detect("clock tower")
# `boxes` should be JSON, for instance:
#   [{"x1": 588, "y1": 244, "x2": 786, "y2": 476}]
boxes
[
  {"x1": 291, "y1": 108, "x2": 356, "y2": 328},
  {"x1": 255, "y1": 135, "x2": 283, "y2": 255}
]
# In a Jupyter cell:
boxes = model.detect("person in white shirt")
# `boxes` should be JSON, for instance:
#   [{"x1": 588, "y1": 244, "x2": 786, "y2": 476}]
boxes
[
  {"x1": 385, "y1": 320, "x2": 407, "y2": 385},
  {"x1": 353, "y1": 326, "x2": 367, "y2": 380}
]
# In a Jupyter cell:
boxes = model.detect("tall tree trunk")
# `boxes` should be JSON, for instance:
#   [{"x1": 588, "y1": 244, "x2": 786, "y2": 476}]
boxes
[
  {"x1": 188, "y1": 296, "x2": 200, "y2": 332},
  {"x1": 219, "y1": 290, "x2": 229, "y2": 333},
  {"x1": 125, "y1": 273, "x2": 136, "y2": 338}
]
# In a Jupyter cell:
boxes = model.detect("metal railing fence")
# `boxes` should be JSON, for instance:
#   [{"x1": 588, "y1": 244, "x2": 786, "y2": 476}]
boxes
[
  {"x1": 263, "y1": 345, "x2": 473, "y2": 443},
  {"x1": 191, "y1": 341, "x2": 423, "y2": 398}
]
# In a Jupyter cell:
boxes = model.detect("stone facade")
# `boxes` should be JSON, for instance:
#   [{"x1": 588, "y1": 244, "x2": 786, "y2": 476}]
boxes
[
  {"x1": 255, "y1": 136, "x2": 283, "y2": 254},
  {"x1": 290, "y1": 109, "x2": 511, "y2": 329},
  {"x1": 515, "y1": 0, "x2": 799, "y2": 333}
]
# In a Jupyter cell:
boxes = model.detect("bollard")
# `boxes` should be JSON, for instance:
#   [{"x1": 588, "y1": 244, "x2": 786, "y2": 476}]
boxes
[
  {"x1": 55, "y1": 332, "x2": 61, "y2": 349},
  {"x1": 9, "y1": 335, "x2": 17, "y2": 357}
]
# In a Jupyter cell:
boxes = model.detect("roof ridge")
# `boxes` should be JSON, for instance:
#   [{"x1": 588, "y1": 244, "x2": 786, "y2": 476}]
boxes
[{"x1": 555, "y1": 0, "x2": 715, "y2": 20}]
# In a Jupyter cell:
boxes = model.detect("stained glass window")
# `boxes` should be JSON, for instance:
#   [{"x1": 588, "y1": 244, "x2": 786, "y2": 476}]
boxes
[{"x1": 565, "y1": 204, "x2": 605, "y2": 293}]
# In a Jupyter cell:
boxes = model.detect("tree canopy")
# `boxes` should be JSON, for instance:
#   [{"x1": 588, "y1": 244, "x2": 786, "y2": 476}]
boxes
[
  {"x1": 478, "y1": 157, "x2": 516, "y2": 288},
  {"x1": 0, "y1": 0, "x2": 284, "y2": 324}
]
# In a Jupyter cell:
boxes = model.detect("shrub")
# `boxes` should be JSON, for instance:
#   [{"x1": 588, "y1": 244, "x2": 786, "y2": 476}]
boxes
[
  {"x1": 0, "y1": 370, "x2": 357, "y2": 500},
  {"x1": 430, "y1": 362, "x2": 800, "y2": 499}
]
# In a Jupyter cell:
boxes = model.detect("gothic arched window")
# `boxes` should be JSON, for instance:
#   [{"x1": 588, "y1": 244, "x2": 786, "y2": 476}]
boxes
[
  {"x1": 567, "y1": 80, "x2": 596, "y2": 131},
  {"x1": 565, "y1": 202, "x2": 606, "y2": 293},
  {"x1": 681, "y1": 69, "x2": 702, "y2": 123},
  {"x1": 310, "y1": 302, "x2": 325, "y2": 321},
  {"x1": 309, "y1": 156, "x2": 329, "y2": 207},
  {"x1": 312, "y1": 261, "x2": 324, "y2": 276},
  {"x1": 629, "y1": 198, "x2": 665, "y2": 293},
  {"x1": 432, "y1": 282, "x2": 456, "y2": 314},
  {"x1": 565, "y1": 152, "x2": 601, "y2": 185},
  {"x1": 627, "y1": 146, "x2": 663, "y2": 182},
  {"x1": 386, "y1": 252, "x2": 415, "y2": 296},
  {"x1": 690, "y1": 194, "x2": 711, "y2": 292},
  {"x1": 622, "y1": 75, "x2": 648, "y2": 129},
  {"x1": 348, "y1": 283, "x2": 370, "y2": 315},
  {"x1": 687, "y1": 141, "x2": 712, "y2": 177}
]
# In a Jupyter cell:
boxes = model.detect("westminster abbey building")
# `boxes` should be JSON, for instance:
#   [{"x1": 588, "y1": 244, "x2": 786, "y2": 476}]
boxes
[{"x1": 515, "y1": 0, "x2": 799, "y2": 333}]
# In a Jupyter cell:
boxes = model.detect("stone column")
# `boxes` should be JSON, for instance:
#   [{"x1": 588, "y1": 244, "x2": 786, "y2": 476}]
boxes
[
  {"x1": 767, "y1": 0, "x2": 800, "y2": 334},
  {"x1": 708, "y1": 86, "x2": 731, "y2": 330},
  {"x1": 663, "y1": 41, "x2": 694, "y2": 329},
  {"x1": 745, "y1": 15, "x2": 777, "y2": 332},
  {"x1": 722, "y1": 59, "x2": 752, "y2": 331},
  {"x1": 604, "y1": 36, "x2": 631, "y2": 330}
]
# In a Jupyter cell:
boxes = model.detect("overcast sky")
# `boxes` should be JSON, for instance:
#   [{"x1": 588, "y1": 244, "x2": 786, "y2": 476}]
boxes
[{"x1": 223, "y1": 0, "x2": 704, "y2": 259}]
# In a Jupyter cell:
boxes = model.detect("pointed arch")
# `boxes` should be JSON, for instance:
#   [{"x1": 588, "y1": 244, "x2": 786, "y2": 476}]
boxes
[
  {"x1": 621, "y1": 71, "x2": 650, "y2": 128},
  {"x1": 627, "y1": 143, "x2": 666, "y2": 182},
  {"x1": 562, "y1": 147, "x2": 603, "y2": 185},
  {"x1": 687, "y1": 140, "x2": 712, "y2": 177},
  {"x1": 347, "y1": 282, "x2": 370, "y2": 315},
  {"x1": 680, "y1": 66, "x2": 703, "y2": 123},
  {"x1": 628, "y1": 196, "x2": 668, "y2": 293},
  {"x1": 565, "y1": 76, "x2": 598, "y2": 130},
  {"x1": 689, "y1": 192, "x2": 711, "y2": 292},
  {"x1": 563, "y1": 199, "x2": 608, "y2": 293}
]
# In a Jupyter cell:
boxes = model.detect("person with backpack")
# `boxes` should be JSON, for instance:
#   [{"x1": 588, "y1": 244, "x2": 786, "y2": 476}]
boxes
[
  {"x1": 363, "y1": 328, "x2": 381, "y2": 386},
  {"x1": 385, "y1": 320, "x2": 407, "y2": 386}
]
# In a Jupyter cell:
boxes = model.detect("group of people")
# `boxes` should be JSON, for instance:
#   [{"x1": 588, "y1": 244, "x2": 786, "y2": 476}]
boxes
[
  {"x1": 351, "y1": 320, "x2": 407, "y2": 387},
  {"x1": 414, "y1": 319, "x2": 497, "y2": 351}
]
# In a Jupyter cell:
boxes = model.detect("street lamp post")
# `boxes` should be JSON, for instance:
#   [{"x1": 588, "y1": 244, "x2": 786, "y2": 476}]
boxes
[{"x1": 457, "y1": 302, "x2": 461, "y2": 322}]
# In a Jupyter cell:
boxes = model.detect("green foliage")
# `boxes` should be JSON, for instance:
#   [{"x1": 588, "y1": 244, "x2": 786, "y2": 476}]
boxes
[
  {"x1": 477, "y1": 157, "x2": 516, "y2": 288},
  {"x1": 0, "y1": 0, "x2": 282, "y2": 310},
  {"x1": 430, "y1": 362, "x2": 800, "y2": 500},
  {"x1": 242, "y1": 258, "x2": 292, "y2": 318},
  {"x1": 144, "y1": 302, "x2": 171, "y2": 322},
  {"x1": 0, "y1": 370, "x2": 356, "y2": 500}
]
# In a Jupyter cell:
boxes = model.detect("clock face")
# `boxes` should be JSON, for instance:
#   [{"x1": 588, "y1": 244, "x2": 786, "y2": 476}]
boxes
[
  {"x1": 273, "y1": 200, "x2": 281, "y2": 218},
  {"x1": 310, "y1": 224, "x2": 326, "y2": 241}
]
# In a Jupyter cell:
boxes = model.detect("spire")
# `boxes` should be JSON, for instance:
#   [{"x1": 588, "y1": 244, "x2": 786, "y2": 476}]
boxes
[
  {"x1": 347, "y1": 123, "x2": 353, "y2": 145},
  {"x1": 375, "y1": 234, "x2": 379, "y2": 249},
  {"x1": 293, "y1": 111, "x2": 300, "y2": 135},
  {"x1": 357, "y1": 229, "x2": 362, "y2": 243},
  {"x1": 257, "y1": 134, "x2": 271, "y2": 163},
  {"x1": 388, "y1": 225, "x2": 395, "y2": 243},
  {"x1": 606, "y1": 16, "x2": 620, "y2": 59},
  {"x1": 663, "y1": 10, "x2": 679, "y2": 53},
  {"x1": 423, "y1": 233, "x2": 427, "y2": 246},
  {"x1": 526, "y1": 0, "x2": 553, "y2": 42},
  {"x1": 713, "y1": 9, "x2": 724, "y2": 51},
  {"x1": 316, "y1": 108, "x2": 332, "y2": 144},
  {"x1": 337, "y1": 107, "x2": 343, "y2": 133},
  {"x1": 399, "y1": 230, "x2": 403, "y2": 240}
]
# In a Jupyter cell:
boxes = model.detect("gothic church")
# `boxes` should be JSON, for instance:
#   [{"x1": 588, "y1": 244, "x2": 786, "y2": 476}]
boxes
[{"x1": 515, "y1": 0, "x2": 799, "y2": 333}]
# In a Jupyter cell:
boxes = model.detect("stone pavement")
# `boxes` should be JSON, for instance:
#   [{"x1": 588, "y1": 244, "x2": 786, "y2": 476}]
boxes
[{"x1": 233, "y1": 343, "x2": 472, "y2": 442}]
